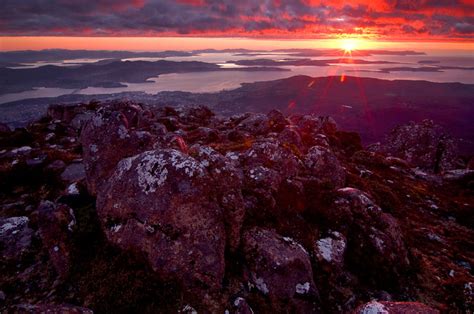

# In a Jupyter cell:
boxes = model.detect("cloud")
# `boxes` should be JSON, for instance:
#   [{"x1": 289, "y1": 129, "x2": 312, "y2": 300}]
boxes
[{"x1": 0, "y1": 0, "x2": 472, "y2": 39}]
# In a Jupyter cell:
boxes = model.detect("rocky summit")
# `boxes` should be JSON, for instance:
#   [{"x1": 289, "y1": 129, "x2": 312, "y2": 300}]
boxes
[{"x1": 0, "y1": 100, "x2": 473, "y2": 313}]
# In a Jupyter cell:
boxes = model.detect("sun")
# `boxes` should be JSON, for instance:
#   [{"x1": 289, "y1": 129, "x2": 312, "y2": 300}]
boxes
[{"x1": 341, "y1": 38, "x2": 358, "y2": 53}]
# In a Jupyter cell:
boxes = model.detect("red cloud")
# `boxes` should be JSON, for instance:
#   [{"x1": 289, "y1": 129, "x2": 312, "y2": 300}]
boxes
[{"x1": 0, "y1": 0, "x2": 472, "y2": 40}]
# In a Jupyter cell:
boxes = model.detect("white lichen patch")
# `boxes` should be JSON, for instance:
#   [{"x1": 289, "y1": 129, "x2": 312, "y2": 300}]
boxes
[
  {"x1": 45, "y1": 133, "x2": 55, "y2": 141},
  {"x1": 117, "y1": 125, "x2": 130, "y2": 139},
  {"x1": 136, "y1": 150, "x2": 205, "y2": 194},
  {"x1": 359, "y1": 300, "x2": 389, "y2": 314},
  {"x1": 465, "y1": 282, "x2": 473, "y2": 304},
  {"x1": 137, "y1": 153, "x2": 169, "y2": 194},
  {"x1": 295, "y1": 282, "x2": 310, "y2": 294},
  {"x1": 89, "y1": 144, "x2": 98, "y2": 153},
  {"x1": 226, "y1": 152, "x2": 240, "y2": 160},
  {"x1": 254, "y1": 277, "x2": 269, "y2": 295},
  {"x1": 0, "y1": 216, "x2": 29, "y2": 235},
  {"x1": 181, "y1": 304, "x2": 197, "y2": 314},
  {"x1": 66, "y1": 182, "x2": 80, "y2": 195},
  {"x1": 11, "y1": 146, "x2": 32, "y2": 154},
  {"x1": 234, "y1": 297, "x2": 245, "y2": 307},
  {"x1": 92, "y1": 114, "x2": 104, "y2": 127},
  {"x1": 110, "y1": 224, "x2": 122, "y2": 233},
  {"x1": 135, "y1": 131, "x2": 149, "y2": 139},
  {"x1": 373, "y1": 236, "x2": 385, "y2": 251},
  {"x1": 168, "y1": 150, "x2": 205, "y2": 177},
  {"x1": 283, "y1": 236, "x2": 309, "y2": 255},
  {"x1": 116, "y1": 156, "x2": 138, "y2": 178},
  {"x1": 67, "y1": 207, "x2": 76, "y2": 232},
  {"x1": 248, "y1": 166, "x2": 271, "y2": 182},
  {"x1": 316, "y1": 232, "x2": 346, "y2": 263}
]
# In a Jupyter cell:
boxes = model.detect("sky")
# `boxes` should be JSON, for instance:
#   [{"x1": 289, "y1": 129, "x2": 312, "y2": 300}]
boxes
[{"x1": 0, "y1": 0, "x2": 473, "y2": 51}]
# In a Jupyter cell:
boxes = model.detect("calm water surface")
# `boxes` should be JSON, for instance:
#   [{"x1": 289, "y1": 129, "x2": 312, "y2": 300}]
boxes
[{"x1": 1, "y1": 51, "x2": 473, "y2": 104}]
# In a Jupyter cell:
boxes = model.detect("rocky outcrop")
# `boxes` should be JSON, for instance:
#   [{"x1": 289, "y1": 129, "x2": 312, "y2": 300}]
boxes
[
  {"x1": 0, "y1": 100, "x2": 472, "y2": 313},
  {"x1": 372, "y1": 119, "x2": 458, "y2": 173}
]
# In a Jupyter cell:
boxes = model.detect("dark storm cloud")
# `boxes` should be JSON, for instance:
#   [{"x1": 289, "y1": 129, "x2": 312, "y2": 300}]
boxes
[{"x1": 0, "y1": 0, "x2": 472, "y2": 38}]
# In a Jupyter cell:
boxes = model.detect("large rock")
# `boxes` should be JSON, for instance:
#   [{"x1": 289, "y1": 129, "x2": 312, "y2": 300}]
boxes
[
  {"x1": 241, "y1": 139, "x2": 303, "y2": 216},
  {"x1": 242, "y1": 139, "x2": 302, "y2": 179},
  {"x1": 354, "y1": 300, "x2": 439, "y2": 313},
  {"x1": 80, "y1": 104, "x2": 155, "y2": 195},
  {"x1": 242, "y1": 227, "x2": 319, "y2": 312},
  {"x1": 97, "y1": 149, "x2": 227, "y2": 290},
  {"x1": 189, "y1": 145, "x2": 245, "y2": 251},
  {"x1": 60, "y1": 162, "x2": 86, "y2": 183},
  {"x1": 267, "y1": 109, "x2": 288, "y2": 132},
  {"x1": 332, "y1": 188, "x2": 410, "y2": 285},
  {"x1": 237, "y1": 113, "x2": 271, "y2": 135},
  {"x1": 303, "y1": 145, "x2": 345, "y2": 189},
  {"x1": 374, "y1": 119, "x2": 458, "y2": 173},
  {"x1": 0, "y1": 216, "x2": 33, "y2": 263},
  {"x1": 293, "y1": 115, "x2": 338, "y2": 146}
]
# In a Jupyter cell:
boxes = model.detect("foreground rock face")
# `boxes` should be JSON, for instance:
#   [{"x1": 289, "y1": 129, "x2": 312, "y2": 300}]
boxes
[{"x1": 0, "y1": 100, "x2": 472, "y2": 313}]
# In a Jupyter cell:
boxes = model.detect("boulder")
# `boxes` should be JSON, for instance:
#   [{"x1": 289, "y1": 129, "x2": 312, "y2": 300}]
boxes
[
  {"x1": 242, "y1": 227, "x2": 319, "y2": 312},
  {"x1": 80, "y1": 104, "x2": 155, "y2": 195},
  {"x1": 178, "y1": 105, "x2": 215, "y2": 126},
  {"x1": 354, "y1": 300, "x2": 439, "y2": 314},
  {"x1": 374, "y1": 120, "x2": 458, "y2": 173},
  {"x1": 278, "y1": 126, "x2": 304, "y2": 152},
  {"x1": 97, "y1": 149, "x2": 226, "y2": 291},
  {"x1": 242, "y1": 139, "x2": 302, "y2": 178},
  {"x1": 60, "y1": 162, "x2": 86, "y2": 183},
  {"x1": 294, "y1": 115, "x2": 338, "y2": 146},
  {"x1": 237, "y1": 113, "x2": 271, "y2": 135},
  {"x1": 0, "y1": 216, "x2": 33, "y2": 263},
  {"x1": 333, "y1": 188, "x2": 410, "y2": 285},
  {"x1": 303, "y1": 145, "x2": 345, "y2": 189},
  {"x1": 267, "y1": 109, "x2": 288, "y2": 132}
]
